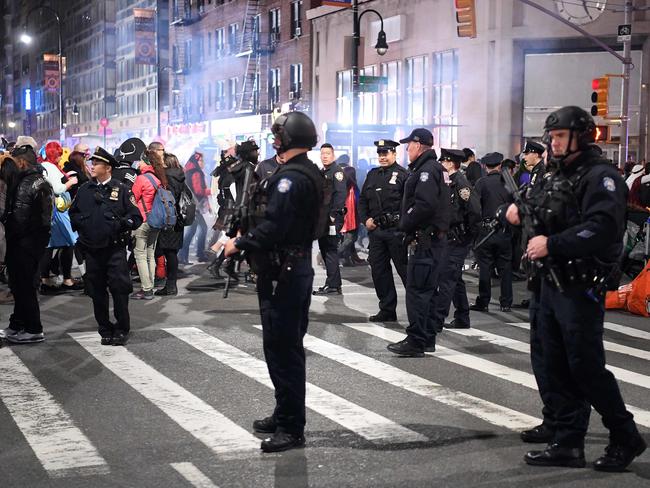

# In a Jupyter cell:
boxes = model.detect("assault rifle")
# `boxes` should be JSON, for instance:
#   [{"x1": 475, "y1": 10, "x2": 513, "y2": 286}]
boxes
[
  {"x1": 220, "y1": 164, "x2": 254, "y2": 298},
  {"x1": 501, "y1": 168, "x2": 564, "y2": 292}
]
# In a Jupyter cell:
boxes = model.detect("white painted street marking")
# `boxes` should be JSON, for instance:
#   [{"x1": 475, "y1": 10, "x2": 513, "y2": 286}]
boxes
[
  {"x1": 450, "y1": 327, "x2": 650, "y2": 390},
  {"x1": 250, "y1": 326, "x2": 538, "y2": 431},
  {"x1": 165, "y1": 327, "x2": 426, "y2": 444},
  {"x1": 507, "y1": 322, "x2": 650, "y2": 363},
  {"x1": 511, "y1": 321, "x2": 650, "y2": 343},
  {"x1": 0, "y1": 347, "x2": 108, "y2": 477},
  {"x1": 69, "y1": 332, "x2": 259, "y2": 455},
  {"x1": 343, "y1": 323, "x2": 650, "y2": 428},
  {"x1": 171, "y1": 462, "x2": 220, "y2": 488}
]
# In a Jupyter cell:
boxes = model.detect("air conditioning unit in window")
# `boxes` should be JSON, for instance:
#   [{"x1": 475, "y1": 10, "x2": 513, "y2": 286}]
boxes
[{"x1": 295, "y1": 27, "x2": 302, "y2": 37}]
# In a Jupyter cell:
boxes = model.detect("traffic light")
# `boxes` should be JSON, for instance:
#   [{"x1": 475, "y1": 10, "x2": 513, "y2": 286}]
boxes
[
  {"x1": 455, "y1": 0, "x2": 477, "y2": 38},
  {"x1": 594, "y1": 125, "x2": 610, "y2": 143},
  {"x1": 591, "y1": 76, "x2": 609, "y2": 117}
]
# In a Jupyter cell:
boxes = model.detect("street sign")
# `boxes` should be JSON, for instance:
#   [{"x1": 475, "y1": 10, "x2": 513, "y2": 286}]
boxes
[
  {"x1": 358, "y1": 75, "x2": 388, "y2": 85},
  {"x1": 618, "y1": 24, "x2": 632, "y2": 43},
  {"x1": 358, "y1": 84, "x2": 381, "y2": 93},
  {"x1": 99, "y1": 117, "x2": 109, "y2": 128}
]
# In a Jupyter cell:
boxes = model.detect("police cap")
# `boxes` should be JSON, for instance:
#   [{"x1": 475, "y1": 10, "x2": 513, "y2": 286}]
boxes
[
  {"x1": 399, "y1": 128, "x2": 433, "y2": 146},
  {"x1": 89, "y1": 146, "x2": 119, "y2": 168},
  {"x1": 439, "y1": 148, "x2": 466, "y2": 164},
  {"x1": 374, "y1": 139, "x2": 400, "y2": 152},
  {"x1": 481, "y1": 152, "x2": 504, "y2": 167},
  {"x1": 522, "y1": 139, "x2": 545, "y2": 155}
]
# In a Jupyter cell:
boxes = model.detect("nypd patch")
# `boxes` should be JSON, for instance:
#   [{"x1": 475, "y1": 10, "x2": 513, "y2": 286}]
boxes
[
  {"x1": 277, "y1": 178, "x2": 292, "y2": 193},
  {"x1": 459, "y1": 187, "x2": 471, "y2": 201},
  {"x1": 420, "y1": 172, "x2": 430, "y2": 183},
  {"x1": 602, "y1": 176, "x2": 616, "y2": 192},
  {"x1": 335, "y1": 171, "x2": 344, "y2": 182}
]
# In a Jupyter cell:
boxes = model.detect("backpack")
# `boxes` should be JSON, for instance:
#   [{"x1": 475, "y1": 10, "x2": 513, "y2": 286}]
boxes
[
  {"x1": 178, "y1": 184, "x2": 196, "y2": 226},
  {"x1": 140, "y1": 173, "x2": 177, "y2": 230}
]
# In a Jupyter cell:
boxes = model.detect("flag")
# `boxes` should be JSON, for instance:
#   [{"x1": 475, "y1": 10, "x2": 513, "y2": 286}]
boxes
[
  {"x1": 134, "y1": 8, "x2": 156, "y2": 65},
  {"x1": 43, "y1": 54, "x2": 60, "y2": 93}
]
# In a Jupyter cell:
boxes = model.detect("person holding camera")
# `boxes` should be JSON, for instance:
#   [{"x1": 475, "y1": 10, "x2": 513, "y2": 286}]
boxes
[{"x1": 357, "y1": 139, "x2": 409, "y2": 322}]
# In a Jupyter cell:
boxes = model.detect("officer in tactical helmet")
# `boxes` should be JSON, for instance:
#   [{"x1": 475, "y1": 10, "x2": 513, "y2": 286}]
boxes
[
  {"x1": 224, "y1": 111, "x2": 323, "y2": 453},
  {"x1": 506, "y1": 106, "x2": 646, "y2": 471}
]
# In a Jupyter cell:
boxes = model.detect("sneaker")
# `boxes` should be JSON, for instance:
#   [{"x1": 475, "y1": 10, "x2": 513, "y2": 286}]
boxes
[
  {"x1": 0, "y1": 327, "x2": 20, "y2": 339},
  {"x1": 130, "y1": 289, "x2": 154, "y2": 300},
  {"x1": 6, "y1": 331, "x2": 45, "y2": 344}
]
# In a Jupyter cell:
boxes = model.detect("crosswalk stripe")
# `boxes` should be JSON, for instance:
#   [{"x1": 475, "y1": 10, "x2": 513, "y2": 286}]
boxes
[
  {"x1": 342, "y1": 322, "x2": 650, "y2": 428},
  {"x1": 0, "y1": 347, "x2": 108, "y2": 476},
  {"x1": 69, "y1": 332, "x2": 259, "y2": 455},
  {"x1": 249, "y1": 326, "x2": 538, "y2": 430},
  {"x1": 507, "y1": 322, "x2": 650, "y2": 362},
  {"x1": 165, "y1": 327, "x2": 427, "y2": 444},
  {"x1": 448, "y1": 327, "x2": 650, "y2": 390},
  {"x1": 511, "y1": 321, "x2": 650, "y2": 343},
  {"x1": 170, "y1": 462, "x2": 220, "y2": 488}
]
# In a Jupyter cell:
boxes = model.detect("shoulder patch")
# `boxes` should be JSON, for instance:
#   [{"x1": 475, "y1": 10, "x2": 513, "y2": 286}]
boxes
[
  {"x1": 459, "y1": 187, "x2": 471, "y2": 201},
  {"x1": 129, "y1": 194, "x2": 137, "y2": 206},
  {"x1": 389, "y1": 171, "x2": 398, "y2": 185},
  {"x1": 277, "y1": 177, "x2": 292, "y2": 193},
  {"x1": 602, "y1": 176, "x2": 616, "y2": 192},
  {"x1": 335, "y1": 171, "x2": 344, "y2": 182},
  {"x1": 419, "y1": 172, "x2": 429, "y2": 183}
]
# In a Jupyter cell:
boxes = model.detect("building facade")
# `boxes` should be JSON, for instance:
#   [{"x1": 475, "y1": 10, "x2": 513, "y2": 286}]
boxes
[{"x1": 308, "y1": 0, "x2": 650, "y2": 165}]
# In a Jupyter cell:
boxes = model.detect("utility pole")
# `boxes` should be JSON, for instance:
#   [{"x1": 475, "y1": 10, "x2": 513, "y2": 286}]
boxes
[
  {"x1": 351, "y1": 0, "x2": 359, "y2": 167},
  {"x1": 620, "y1": 0, "x2": 633, "y2": 167}
]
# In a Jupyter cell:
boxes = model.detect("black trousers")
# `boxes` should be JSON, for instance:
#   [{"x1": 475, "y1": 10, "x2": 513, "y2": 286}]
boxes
[
  {"x1": 317, "y1": 234, "x2": 341, "y2": 288},
  {"x1": 404, "y1": 238, "x2": 446, "y2": 348},
  {"x1": 84, "y1": 246, "x2": 133, "y2": 338},
  {"x1": 539, "y1": 283, "x2": 638, "y2": 448},
  {"x1": 258, "y1": 256, "x2": 313, "y2": 435},
  {"x1": 40, "y1": 246, "x2": 74, "y2": 280},
  {"x1": 475, "y1": 230, "x2": 513, "y2": 307},
  {"x1": 430, "y1": 243, "x2": 471, "y2": 331},
  {"x1": 529, "y1": 290, "x2": 555, "y2": 430},
  {"x1": 368, "y1": 227, "x2": 407, "y2": 314},
  {"x1": 162, "y1": 249, "x2": 179, "y2": 286},
  {"x1": 6, "y1": 240, "x2": 47, "y2": 334}
]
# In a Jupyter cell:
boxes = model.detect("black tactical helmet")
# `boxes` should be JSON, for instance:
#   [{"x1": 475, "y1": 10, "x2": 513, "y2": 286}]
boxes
[
  {"x1": 543, "y1": 106, "x2": 596, "y2": 147},
  {"x1": 271, "y1": 111, "x2": 318, "y2": 153}
]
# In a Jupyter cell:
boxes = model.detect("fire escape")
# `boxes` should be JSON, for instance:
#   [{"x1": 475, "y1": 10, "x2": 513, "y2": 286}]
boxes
[
  {"x1": 170, "y1": 0, "x2": 206, "y2": 123},
  {"x1": 236, "y1": 0, "x2": 274, "y2": 114}
]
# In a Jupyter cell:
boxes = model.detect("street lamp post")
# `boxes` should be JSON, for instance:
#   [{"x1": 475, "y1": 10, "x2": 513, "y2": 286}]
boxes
[
  {"x1": 351, "y1": 0, "x2": 388, "y2": 166},
  {"x1": 21, "y1": 4, "x2": 63, "y2": 143}
]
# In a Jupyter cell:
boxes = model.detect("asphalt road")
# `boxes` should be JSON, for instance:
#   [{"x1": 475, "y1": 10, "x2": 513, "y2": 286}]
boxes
[{"x1": 0, "y1": 257, "x2": 649, "y2": 488}]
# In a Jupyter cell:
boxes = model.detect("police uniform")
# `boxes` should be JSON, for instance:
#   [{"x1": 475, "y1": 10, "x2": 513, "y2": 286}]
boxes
[
  {"x1": 358, "y1": 139, "x2": 409, "y2": 321},
  {"x1": 255, "y1": 155, "x2": 279, "y2": 180},
  {"x1": 523, "y1": 107, "x2": 646, "y2": 471},
  {"x1": 471, "y1": 152, "x2": 514, "y2": 312},
  {"x1": 386, "y1": 129, "x2": 450, "y2": 357},
  {"x1": 69, "y1": 147, "x2": 142, "y2": 345},
  {"x1": 314, "y1": 154, "x2": 347, "y2": 295},
  {"x1": 113, "y1": 137, "x2": 146, "y2": 189},
  {"x1": 231, "y1": 111, "x2": 321, "y2": 453},
  {"x1": 430, "y1": 149, "x2": 481, "y2": 332}
]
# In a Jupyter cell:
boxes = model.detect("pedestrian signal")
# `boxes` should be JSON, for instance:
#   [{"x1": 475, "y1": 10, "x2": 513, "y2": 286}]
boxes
[{"x1": 594, "y1": 125, "x2": 609, "y2": 143}]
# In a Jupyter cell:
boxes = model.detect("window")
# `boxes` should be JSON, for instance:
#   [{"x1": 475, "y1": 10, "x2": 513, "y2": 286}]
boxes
[
  {"x1": 228, "y1": 77, "x2": 238, "y2": 110},
  {"x1": 184, "y1": 39, "x2": 192, "y2": 70},
  {"x1": 290, "y1": 1, "x2": 302, "y2": 38},
  {"x1": 252, "y1": 72, "x2": 260, "y2": 111},
  {"x1": 336, "y1": 69, "x2": 352, "y2": 123},
  {"x1": 289, "y1": 63, "x2": 302, "y2": 99},
  {"x1": 432, "y1": 50, "x2": 458, "y2": 148},
  {"x1": 216, "y1": 80, "x2": 225, "y2": 109},
  {"x1": 215, "y1": 28, "x2": 225, "y2": 57},
  {"x1": 380, "y1": 61, "x2": 400, "y2": 124},
  {"x1": 198, "y1": 34, "x2": 205, "y2": 64},
  {"x1": 359, "y1": 65, "x2": 377, "y2": 124},
  {"x1": 269, "y1": 8, "x2": 281, "y2": 43},
  {"x1": 268, "y1": 68, "x2": 280, "y2": 106},
  {"x1": 405, "y1": 55, "x2": 428, "y2": 126},
  {"x1": 207, "y1": 32, "x2": 212, "y2": 57},
  {"x1": 228, "y1": 23, "x2": 239, "y2": 54}
]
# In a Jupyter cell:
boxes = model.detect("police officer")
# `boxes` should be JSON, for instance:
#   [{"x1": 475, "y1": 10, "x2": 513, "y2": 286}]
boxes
[
  {"x1": 69, "y1": 147, "x2": 142, "y2": 346},
  {"x1": 358, "y1": 139, "x2": 409, "y2": 322},
  {"x1": 386, "y1": 129, "x2": 450, "y2": 357},
  {"x1": 255, "y1": 153, "x2": 280, "y2": 180},
  {"x1": 463, "y1": 148, "x2": 483, "y2": 186},
  {"x1": 223, "y1": 111, "x2": 322, "y2": 453},
  {"x1": 313, "y1": 143, "x2": 347, "y2": 295},
  {"x1": 507, "y1": 106, "x2": 646, "y2": 471},
  {"x1": 237, "y1": 139, "x2": 260, "y2": 167},
  {"x1": 471, "y1": 152, "x2": 514, "y2": 312},
  {"x1": 113, "y1": 137, "x2": 146, "y2": 189},
  {"x1": 430, "y1": 149, "x2": 481, "y2": 333}
]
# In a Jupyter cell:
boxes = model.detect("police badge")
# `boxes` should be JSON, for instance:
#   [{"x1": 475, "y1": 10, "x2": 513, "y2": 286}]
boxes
[{"x1": 110, "y1": 187, "x2": 120, "y2": 201}]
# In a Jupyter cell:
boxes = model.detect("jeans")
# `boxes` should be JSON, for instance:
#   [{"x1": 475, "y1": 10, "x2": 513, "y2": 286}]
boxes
[
  {"x1": 133, "y1": 222, "x2": 160, "y2": 292},
  {"x1": 179, "y1": 212, "x2": 208, "y2": 262}
]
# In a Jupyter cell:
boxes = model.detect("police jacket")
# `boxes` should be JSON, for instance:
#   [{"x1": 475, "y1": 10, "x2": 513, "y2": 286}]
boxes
[
  {"x1": 4, "y1": 167, "x2": 53, "y2": 249},
  {"x1": 449, "y1": 171, "x2": 481, "y2": 242},
  {"x1": 255, "y1": 156, "x2": 279, "y2": 180},
  {"x1": 322, "y1": 162, "x2": 347, "y2": 223},
  {"x1": 541, "y1": 149, "x2": 627, "y2": 262},
  {"x1": 112, "y1": 163, "x2": 138, "y2": 189},
  {"x1": 474, "y1": 170, "x2": 513, "y2": 220},
  {"x1": 237, "y1": 153, "x2": 320, "y2": 253},
  {"x1": 399, "y1": 149, "x2": 450, "y2": 234},
  {"x1": 70, "y1": 178, "x2": 143, "y2": 249},
  {"x1": 526, "y1": 161, "x2": 547, "y2": 200},
  {"x1": 358, "y1": 162, "x2": 409, "y2": 223},
  {"x1": 465, "y1": 161, "x2": 483, "y2": 186}
]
